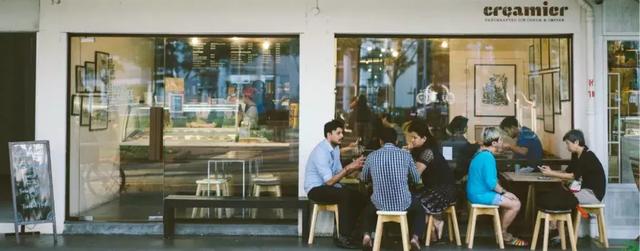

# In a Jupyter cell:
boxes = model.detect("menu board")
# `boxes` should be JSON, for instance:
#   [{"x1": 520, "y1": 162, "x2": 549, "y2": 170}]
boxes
[{"x1": 8, "y1": 140, "x2": 58, "y2": 241}]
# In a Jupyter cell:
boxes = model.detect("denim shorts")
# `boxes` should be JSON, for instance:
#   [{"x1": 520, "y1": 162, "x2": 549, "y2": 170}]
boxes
[{"x1": 491, "y1": 193, "x2": 503, "y2": 205}]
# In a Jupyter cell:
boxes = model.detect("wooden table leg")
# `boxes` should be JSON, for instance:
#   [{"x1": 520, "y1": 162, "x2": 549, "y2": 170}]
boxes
[
  {"x1": 525, "y1": 184, "x2": 535, "y2": 224},
  {"x1": 302, "y1": 203, "x2": 310, "y2": 240},
  {"x1": 164, "y1": 203, "x2": 175, "y2": 239}
]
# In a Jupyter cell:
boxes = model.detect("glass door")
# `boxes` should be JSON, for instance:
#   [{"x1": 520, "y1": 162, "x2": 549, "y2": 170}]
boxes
[{"x1": 607, "y1": 39, "x2": 640, "y2": 185}]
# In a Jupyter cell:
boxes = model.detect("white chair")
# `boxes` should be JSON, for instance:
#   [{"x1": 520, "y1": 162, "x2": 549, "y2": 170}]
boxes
[
  {"x1": 466, "y1": 203, "x2": 504, "y2": 249},
  {"x1": 308, "y1": 202, "x2": 339, "y2": 245},
  {"x1": 574, "y1": 204, "x2": 608, "y2": 248},
  {"x1": 191, "y1": 178, "x2": 229, "y2": 218},
  {"x1": 373, "y1": 211, "x2": 410, "y2": 251},
  {"x1": 531, "y1": 209, "x2": 577, "y2": 251}
]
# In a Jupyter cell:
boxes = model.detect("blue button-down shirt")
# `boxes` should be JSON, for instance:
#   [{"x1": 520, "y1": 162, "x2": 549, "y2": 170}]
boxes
[
  {"x1": 304, "y1": 139, "x2": 343, "y2": 194},
  {"x1": 360, "y1": 143, "x2": 420, "y2": 211}
]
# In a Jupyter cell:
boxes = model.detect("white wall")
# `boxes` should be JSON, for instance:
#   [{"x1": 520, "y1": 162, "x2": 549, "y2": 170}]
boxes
[
  {"x1": 0, "y1": 0, "x2": 38, "y2": 31},
  {"x1": 0, "y1": 0, "x2": 595, "y2": 234}
]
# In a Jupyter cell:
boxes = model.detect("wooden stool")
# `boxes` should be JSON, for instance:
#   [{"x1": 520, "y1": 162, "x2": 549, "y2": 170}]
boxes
[
  {"x1": 465, "y1": 203, "x2": 504, "y2": 249},
  {"x1": 574, "y1": 204, "x2": 608, "y2": 248},
  {"x1": 373, "y1": 211, "x2": 410, "y2": 251},
  {"x1": 308, "y1": 203, "x2": 340, "y2": 245},
  {"x1": 251, "y1": 174, "x2": 282, "y2": 218},
  {"x1": 425, "y1": 203, "x2": 461, "y2": 246},
  {"x1": 531, "y1": 209, "x2": 577, "y2": 251},
  {"x1": 191, "y1": 178, "x2": 229, "y2": 218}
]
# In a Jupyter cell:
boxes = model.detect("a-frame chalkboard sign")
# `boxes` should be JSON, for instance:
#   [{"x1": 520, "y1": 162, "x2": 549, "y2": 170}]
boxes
[{"x1": 8, "y1": 141, "x2": 57, "y2": 242}]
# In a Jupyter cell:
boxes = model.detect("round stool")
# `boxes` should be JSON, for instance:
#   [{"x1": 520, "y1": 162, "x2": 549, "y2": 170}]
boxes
[
  {"x1": 465, "y1": 203, "x2": 504, "y2": 249},
  {"x1": 308, "y1": 202, "x2": 340, "y2": 245},
  {"x1": 574, "y1": 204, "x2": 608, "y2": 248},
  {"x1": 531, "y1": 208, "x2": 576, "y2": 251},
  {"x1": 425, "y1": 202, "x2": 461, "y2": 246},
  {"x1": 191, "y1": 178, "x2": 229, "y2": 218},
  {"x1": 373, "y1": 211, "x2": 410, "y2": 251}
]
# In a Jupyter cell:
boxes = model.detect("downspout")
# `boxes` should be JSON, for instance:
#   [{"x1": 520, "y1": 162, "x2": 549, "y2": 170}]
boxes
[{"x1": 575, "y1": 0, "x2": 596, "y2": 148}]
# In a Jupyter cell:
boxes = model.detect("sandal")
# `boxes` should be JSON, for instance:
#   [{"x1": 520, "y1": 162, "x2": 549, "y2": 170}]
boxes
[{"x1": 505, "y1": 237, "x2": 529, "y2": 247}]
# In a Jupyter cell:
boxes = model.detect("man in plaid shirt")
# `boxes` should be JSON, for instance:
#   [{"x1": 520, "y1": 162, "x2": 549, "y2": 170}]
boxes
[{"x1": 359, "y1": 127, "x2": 425, "y2": 250}]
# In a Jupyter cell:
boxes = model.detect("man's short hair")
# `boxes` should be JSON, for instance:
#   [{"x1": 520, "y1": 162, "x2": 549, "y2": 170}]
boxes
[
  {"x1": 482, "y1": 127, "x2": 501, "y2": 147},
  {"x1": 379, "y1": 127, "x2": 397, "y2": 144},
  {"x1": 499, "y1": 116, "x2": 519, "y2": 130},
  {"x1": 324, "y1": 119, "x2": 345, "y2": 137},
  {"x1": 563, "y1": 129, "x2": 586, "y2": 147}
]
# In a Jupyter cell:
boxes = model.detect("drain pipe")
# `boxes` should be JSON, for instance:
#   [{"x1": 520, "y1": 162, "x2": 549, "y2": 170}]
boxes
[{"x1": 575, "y1": 0, "x2": 596, "y2": 149}]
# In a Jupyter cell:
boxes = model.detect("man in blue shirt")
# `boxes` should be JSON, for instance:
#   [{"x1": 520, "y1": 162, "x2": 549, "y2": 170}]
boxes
[
  {"x1": 500, "y1": 116, "x2": 543, "y2": 167},
  {"x1": 304, "y1": 119, "x2": 366, "y2": 249},
  {"x1": 359, "y1": 127, "x2": 424, "y2": 250}
]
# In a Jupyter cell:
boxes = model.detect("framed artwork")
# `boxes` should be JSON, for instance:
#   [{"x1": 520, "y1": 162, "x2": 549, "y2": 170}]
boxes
[
  {"x1": 80, "y1": 95, "x2": 91, "y2": 126},
  {"x1": 541, "y1": 38, "x2": 550, "y2": 70},
  {"x1": 71, "y1": 94, "x2": 81, "y2": 116},
  {"x1": 474, "y1": 125, "x2": 498, "y2": 144},
  {"x1": 543, "y1": 73, "x2": 555, "y2": 133},
  {"x1": 559, "y1": 39, "x2": 571, "y2": 101},
  {"x1": 90, "y1": 95, "x2": 109, "y2": 131},
  {"x1": 528, "y1": 45, "x2": 535, "y2": 72},
  {"x1": 169, "y1": 93, "x2": 184, "y2": 113},
  {"x1": 528, "y1": 74, "x2": 536, "y2": 101},
  {"x1": 95, "y1": 51, "x2": 110, "y2": 93},
  {"x1": 534, "y1": 39, "x2": 541, "y2": 71},
  {"x1": 474, "y1": 64, "x2": 517, "y2": 117},
  {"x1": 553, "y1": 72, "x2": 561, "y2": 114},
  {"x1": 534, "y1": 74, "x2": 543, "y2": 120},
  {"x1": 75, "y1": 65, "x2": 86, "y2": 93},
  {"x1": 550, "y1": 38, "x2": 560, "y2": 69},
  {"x1": 8, "y1": 141, "x2": 57, "y2": 228},
  {"x1": 84, "y1": 61, "x2": 96, "y2": 93}
]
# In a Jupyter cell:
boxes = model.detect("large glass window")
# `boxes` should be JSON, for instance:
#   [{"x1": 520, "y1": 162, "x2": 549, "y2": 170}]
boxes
[
  {"x1": 607, "y1": 39, "x2": 639, "y2": 185},
  {"x1": 336, "y1": 36, "x2": 573, "y2": 159},
  {"x1": 68, "y1": 35, "x2": 299, "y2": 222}
]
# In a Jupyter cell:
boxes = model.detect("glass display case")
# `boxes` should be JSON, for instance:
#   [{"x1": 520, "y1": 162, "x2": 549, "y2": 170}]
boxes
[{"x1": 120, "y1": 103, "x2": 285, "y2": 147}]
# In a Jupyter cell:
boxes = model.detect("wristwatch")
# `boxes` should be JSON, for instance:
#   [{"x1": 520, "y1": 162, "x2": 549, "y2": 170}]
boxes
[{"x1": 499, "y1": 191, "x2": 506, "y2": 195}]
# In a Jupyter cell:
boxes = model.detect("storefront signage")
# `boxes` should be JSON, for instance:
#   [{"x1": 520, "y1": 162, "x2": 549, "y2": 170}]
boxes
[{"x1": 483, "y1": 1, "x2": 569, "y2": 23}]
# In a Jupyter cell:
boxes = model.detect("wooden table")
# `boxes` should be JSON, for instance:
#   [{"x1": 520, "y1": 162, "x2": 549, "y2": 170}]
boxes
[{"x1": 500, "y1": 172, "x2": 563, "y2": 223}]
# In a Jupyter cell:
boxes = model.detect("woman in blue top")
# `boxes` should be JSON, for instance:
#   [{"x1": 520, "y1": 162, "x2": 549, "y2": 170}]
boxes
[{"x1": 466, "y1": 127, "x2": 528, "y2": 247}]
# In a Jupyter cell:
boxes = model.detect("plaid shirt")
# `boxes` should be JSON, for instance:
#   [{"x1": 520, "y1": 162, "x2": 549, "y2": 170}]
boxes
[{"x1": 360, "y1": 143, "x2": 420, "y2": 211}]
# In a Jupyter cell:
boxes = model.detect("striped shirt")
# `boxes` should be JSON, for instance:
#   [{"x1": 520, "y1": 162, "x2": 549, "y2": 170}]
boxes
[{"x1": 360, "y1": 143, "x2": 420, "y2": 211}]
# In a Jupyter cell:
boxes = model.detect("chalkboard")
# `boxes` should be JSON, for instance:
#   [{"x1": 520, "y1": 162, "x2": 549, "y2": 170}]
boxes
[{"x1": 8, "y1": 140, "x2": 57, "y2": 241}]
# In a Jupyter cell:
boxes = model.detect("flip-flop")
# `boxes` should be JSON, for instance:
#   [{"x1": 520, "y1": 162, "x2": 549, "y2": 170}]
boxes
[{"x1": 505, "y1": 237, "x2": 529, "y2": 247}]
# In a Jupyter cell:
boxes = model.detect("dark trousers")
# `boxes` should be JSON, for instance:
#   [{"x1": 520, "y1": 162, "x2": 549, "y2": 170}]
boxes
[
  {"x1": 308, "y1": 185, "x2": 367, "y2": 238},
  {"x1": 362, "y1": 197, "x2": 426, "y2": 238}
]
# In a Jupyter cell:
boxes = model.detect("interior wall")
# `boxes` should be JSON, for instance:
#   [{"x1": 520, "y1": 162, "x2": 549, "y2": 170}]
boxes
[
  {"x1": 68, "y1": 36, "x2": 154, "y2": 215},
  {"x1": 449, "y1": 39, "x2": 571, "y2": 158}
]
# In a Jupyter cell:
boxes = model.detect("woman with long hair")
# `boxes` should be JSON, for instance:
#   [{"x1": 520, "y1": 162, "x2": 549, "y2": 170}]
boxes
[{"x1": 406, "y1": 119, "x2": 456, "y2": 241}]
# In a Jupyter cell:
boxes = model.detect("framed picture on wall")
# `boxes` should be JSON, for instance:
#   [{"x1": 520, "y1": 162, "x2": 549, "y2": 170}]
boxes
[
  {"x1": 89, "y1": 95, "x2": 108, "y2": 131},
  {"x1": 528, "y1": 74, "x2": 536, "y2": 101},
  {"x1": 71, "y1": 94, "x2": 81, "y2": 116},
  {"x1": 534, "y1": 74, "x2": 543, "y2": 120},
  {"x1": 75, "y1": 65, "x2": 86, "y2": 93},
  {"x1": 528, "y1": 45, "x2": 535, "y2": 72},
  {"x1": 553, "y1": 72, "x2": 561, "y2": 114},
  {"x1": 474, "y1": 124, "x2": 499, "y2": 144},
  {"x1": 541, "y1": 38, "x2": 550, "y2": 70},
  {"x1": 84, "y1": 61, "x2": 96, "y2": 93},
  {"x1": 473, "y1": 64, "x2": 517, "y2": 117},
  {"x1": 534, "y1": 39, "x2": 541, "y2": 71},
  {"x1": 80, "y1": 95, "x2": 91, "y2": 126},
  {"x1": 543, "y1": 73, "x2": 555, "y2": 133},
  {"x1": 550, "y1": 38, "x2": 560, "y2": 69},
  {"x1": 95, "y1": 51, "x2": 110, "y2": 93},
  {"x1": 559, "y1": 39, "x2": 571, "y2": 101}
]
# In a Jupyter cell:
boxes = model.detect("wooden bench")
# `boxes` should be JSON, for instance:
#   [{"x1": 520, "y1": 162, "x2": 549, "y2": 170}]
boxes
[{"x1": 163, "y1": 195, "x2": 310, "y2": 239}]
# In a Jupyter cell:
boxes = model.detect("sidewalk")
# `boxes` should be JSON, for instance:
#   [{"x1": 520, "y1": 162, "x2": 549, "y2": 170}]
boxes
[{"x1": 0, "y1": 234, "x2": 634, "y2": 251}]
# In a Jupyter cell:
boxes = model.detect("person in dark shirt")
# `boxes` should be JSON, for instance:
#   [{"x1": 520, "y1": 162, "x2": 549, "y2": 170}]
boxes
[
  {"x1": 539, "y1": 129, "x2": 606, "y2": 204},
  {"x1": 441, "y1": 116, "x2": 480, "y2": 179},
  {"x1": 499, "y1": 116, "x2": 543, "y2": 167},
  {"x1": 407, "y1": 119, "x2": 456, "y2": 241}
]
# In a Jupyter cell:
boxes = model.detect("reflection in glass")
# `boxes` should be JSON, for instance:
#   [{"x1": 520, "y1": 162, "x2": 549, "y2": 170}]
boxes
[{"x1": 69, "y1": 36, "x2": 299, "y2": 222}]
